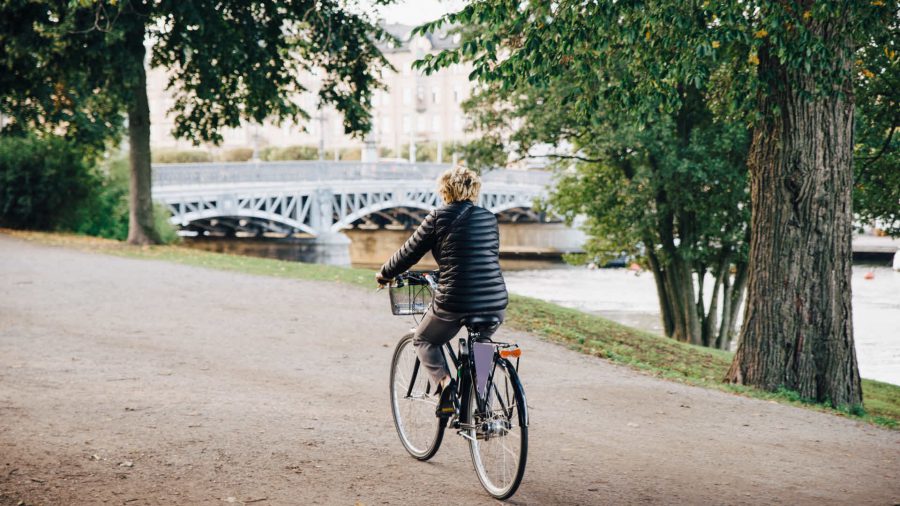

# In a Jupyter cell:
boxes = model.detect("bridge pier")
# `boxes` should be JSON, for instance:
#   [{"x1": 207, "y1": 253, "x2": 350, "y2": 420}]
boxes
[
  {"x1": 311, "y1": 232, "x2": 352, "y2": 266},
  {"x1": 309, "y1": 188, "x2": 352, "y2": 266}
]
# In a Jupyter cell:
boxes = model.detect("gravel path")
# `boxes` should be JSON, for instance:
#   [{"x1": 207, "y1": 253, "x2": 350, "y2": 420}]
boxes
[{"x1": 1, "y1": 234, "x2": 897, "y2": 505}]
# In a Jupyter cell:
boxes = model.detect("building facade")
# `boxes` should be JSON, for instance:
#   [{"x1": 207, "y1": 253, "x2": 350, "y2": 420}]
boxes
[{"x1": 146, "y1": 23, "x2": 474, "y2": 161}]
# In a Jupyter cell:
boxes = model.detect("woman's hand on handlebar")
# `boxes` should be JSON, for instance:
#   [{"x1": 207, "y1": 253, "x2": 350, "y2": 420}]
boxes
[{"x1": 375, "y1": 271, "x2": 391, "y2": 287}]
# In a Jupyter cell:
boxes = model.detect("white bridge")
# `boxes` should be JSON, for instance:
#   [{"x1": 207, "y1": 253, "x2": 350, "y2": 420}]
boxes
[{"x1": 151, "y1": 162, "x2": 565, "y2": 263}]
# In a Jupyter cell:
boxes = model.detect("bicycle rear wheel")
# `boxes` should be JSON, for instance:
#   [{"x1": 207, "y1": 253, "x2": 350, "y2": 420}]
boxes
[
  {"x1": 389, "y1": 332, "x2": 445, "y2": 460},
  {"x1": 467, "y1": 358, "x2": 528, "y2": 499}
]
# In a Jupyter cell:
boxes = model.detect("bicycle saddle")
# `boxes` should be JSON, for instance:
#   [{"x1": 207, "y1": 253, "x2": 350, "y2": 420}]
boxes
[{"x1": 462, "y1": 315, "x2": 502, "y2": 331}]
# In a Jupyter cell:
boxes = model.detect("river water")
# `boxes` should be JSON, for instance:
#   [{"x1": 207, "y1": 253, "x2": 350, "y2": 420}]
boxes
[
  {"x1": 182, "y1": 236, "x2": 899, "y2": 386},
  {"x1": 504, "y1": 265, "x2": 900, "y2": 386}
]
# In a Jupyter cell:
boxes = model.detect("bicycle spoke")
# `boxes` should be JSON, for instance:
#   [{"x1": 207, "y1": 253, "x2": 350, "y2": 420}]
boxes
[
  {"x1": 468, "y1": 362, "x2": 527, "y2": 499},
  {"x1": 391, "y1": 335, "x2": 444, "y2": 460}
]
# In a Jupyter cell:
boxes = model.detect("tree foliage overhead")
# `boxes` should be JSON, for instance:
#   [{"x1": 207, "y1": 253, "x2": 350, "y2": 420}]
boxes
[
  {"x1": 0, "y1": 0, "x2": 391, "y2": 145},
  {"x1": 415, "y1": 1, "x2": 892, "y2": 120}
]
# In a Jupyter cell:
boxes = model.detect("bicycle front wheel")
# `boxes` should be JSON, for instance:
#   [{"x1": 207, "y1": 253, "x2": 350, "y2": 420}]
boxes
[
  {"x1": 467, "y1": 358, "x2": 528, "y2": 499},
  {"x1": 389, "y1": 332, "x2": 445, "y2": 460}
]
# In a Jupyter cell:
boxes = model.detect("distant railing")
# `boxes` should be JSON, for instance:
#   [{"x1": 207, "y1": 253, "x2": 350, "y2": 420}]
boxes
[{"x1": 151, "y1": 161, "x2": 553, "y2": 187}]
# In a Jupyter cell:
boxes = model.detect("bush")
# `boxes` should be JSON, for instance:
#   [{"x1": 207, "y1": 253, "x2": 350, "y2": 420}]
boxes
[
  {"x1": 70, "y1": 154, "x2": 178, "y2": 243},
  {"x1": 219, "y1": 147, "x2": 254, "y2": 162},
  {"x1": 0, "y1": 135, "x2": 95, "y2": 230},
  {"x1": 68, "y1": 155, "x2": 130, "y2": 240},
  {"x1": 260, "y1": 145, "x2": 319, "y2": 161},
  {"x1": 339, "y1": 147, "x2": 361, "y2": 161},
  {"x1": 151, "y1": 148, "x2": 212, "y2": 163},
  {"x1": 153, "y1": 203, "x2": 180, "y2": 244},
  {"x1": 400, "y1": 141, "x2": 462, "y2": 163}
]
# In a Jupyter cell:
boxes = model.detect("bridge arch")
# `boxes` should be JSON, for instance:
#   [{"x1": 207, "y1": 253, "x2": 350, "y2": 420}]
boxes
[
  {"x1": 330, "y1": 200, "x2": 436, "y2": 233},
  {"x1": 173, "y1": 208, "x2": 318, "y2": 236}
]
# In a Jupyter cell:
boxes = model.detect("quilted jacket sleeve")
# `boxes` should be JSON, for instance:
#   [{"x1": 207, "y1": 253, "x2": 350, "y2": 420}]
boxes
[{"x1": 379, "y1": 210, "x2": 437, "y2": 279}]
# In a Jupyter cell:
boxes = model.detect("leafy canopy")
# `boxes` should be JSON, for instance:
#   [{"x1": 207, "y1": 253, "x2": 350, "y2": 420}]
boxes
[
  {"x1": 414, "y1": 1, "x2": 894, "y2": 122},
  {"x1": 0, "y1": 0, "x2": 393, "y2": 147}
]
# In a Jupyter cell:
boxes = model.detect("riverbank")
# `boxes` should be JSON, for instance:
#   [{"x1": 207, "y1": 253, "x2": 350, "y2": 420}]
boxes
[
  {"x1": 505, "y1": 264, "x2": 900, "y2": 385},
  {"x1": 4, "y1": 229, "x2": 898, "y2": 428}
]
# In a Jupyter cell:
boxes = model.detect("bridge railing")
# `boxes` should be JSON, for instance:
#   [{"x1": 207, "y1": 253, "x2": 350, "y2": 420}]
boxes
[{"x1": 152, "y1": 161, "x2": 553, "y2": 187}]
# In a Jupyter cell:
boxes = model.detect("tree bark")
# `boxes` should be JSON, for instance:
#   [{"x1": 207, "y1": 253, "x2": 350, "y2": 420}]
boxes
[
  {"x1": 725, "y1": 24, "x2": 862, "y2": 408},
  {"x1": 125, "y1": 20, "x2": 161, "y2": 245},
  {"x1": 702, "y1": 263, "x2": 724, "y2": 348},
  {"x1": 717, "y1": 260, "x2": 748, "y2": 351},
  {"x1": 656, "y1": 255, "x2": 701, "y2": 344},
  {"x1": 646, "y1": 247, "x2": 676, "y2": 337}
]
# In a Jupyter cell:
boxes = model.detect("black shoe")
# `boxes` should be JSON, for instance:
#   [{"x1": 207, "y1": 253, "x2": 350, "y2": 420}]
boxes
[{"x1": 435, "y1": 379, "x2": 456, "y2": 418}]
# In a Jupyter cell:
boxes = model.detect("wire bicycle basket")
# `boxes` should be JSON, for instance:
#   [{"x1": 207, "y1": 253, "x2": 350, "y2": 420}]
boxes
[{"x1": 389, "y1": 272, "x2": 436, "y2": 315}]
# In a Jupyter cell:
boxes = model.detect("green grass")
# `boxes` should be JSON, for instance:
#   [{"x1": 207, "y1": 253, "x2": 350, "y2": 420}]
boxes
[{"x1": 5, "y1": 228, "x2": 898, "y2": 428}]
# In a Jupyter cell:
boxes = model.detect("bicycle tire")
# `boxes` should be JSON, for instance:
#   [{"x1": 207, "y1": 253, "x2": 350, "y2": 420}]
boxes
[
  {"x1": 389, "y1": 332, "x2": 445, "y2": 460},
  {"x1": 467, "y1": 358, "x2": 528, "y2": 499}
]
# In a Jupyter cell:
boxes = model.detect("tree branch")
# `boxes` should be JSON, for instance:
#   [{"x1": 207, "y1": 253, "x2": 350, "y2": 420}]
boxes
[{"x1": 857, "y1": 120, "x2": 897, "y2": 168}]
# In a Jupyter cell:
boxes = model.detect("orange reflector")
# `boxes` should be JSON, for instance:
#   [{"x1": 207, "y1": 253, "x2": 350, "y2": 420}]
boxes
[{"x1": 499, "y1": 348, "x2": 521, "y2": 359}]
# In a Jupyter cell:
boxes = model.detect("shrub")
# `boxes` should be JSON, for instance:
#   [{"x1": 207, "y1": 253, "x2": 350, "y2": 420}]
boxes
[
  {"x1": 400, "y1": 141, "x2": 461, "y2": 163},
  {"x1": 339, "y1": 147, "x2": 362, "y2": 161},
  {"x1": 261, "y1": 145, "x2": 319, "y2": 161},
  {"x1": 151, "y1": 148, "x2": 212, "y2": 163},
  {"x1": 69, "y1": 153, "x2": 179, "y2": 243},
  {"x1": 219, "y1": 147, "x2": 254, "y2": 162},
  {"x1": 0, "y1": 135, "x2": 94, "y2": 230},
  {"x1": 68, "y1": 155, "x2": 130, "y2": 240}
]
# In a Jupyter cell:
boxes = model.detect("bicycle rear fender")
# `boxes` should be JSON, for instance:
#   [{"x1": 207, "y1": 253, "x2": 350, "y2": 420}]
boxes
[{"x1": 500, "y1": 358, "x2": 529, "y2": 428}]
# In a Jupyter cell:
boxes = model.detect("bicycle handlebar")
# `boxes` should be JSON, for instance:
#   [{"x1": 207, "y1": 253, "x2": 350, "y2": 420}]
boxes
[{"x1": 393, "y1": 270, "x2": 440, "y2": 291}]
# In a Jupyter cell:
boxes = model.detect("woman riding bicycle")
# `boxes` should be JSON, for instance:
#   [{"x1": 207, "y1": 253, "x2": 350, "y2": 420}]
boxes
[{"x1": 376, "y1": 166, "x2": 508, "y2": 417}]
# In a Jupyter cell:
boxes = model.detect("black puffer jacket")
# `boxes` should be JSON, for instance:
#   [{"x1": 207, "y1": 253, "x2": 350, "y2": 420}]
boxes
[{"x1": 379, "y1": 201, "x2": 508, "y2": 313}]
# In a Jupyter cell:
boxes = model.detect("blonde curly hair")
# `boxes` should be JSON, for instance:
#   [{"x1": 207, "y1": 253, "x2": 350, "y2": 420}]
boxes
[{"x1": 437, "y1": 166, "x2": 481, "y2": 204}]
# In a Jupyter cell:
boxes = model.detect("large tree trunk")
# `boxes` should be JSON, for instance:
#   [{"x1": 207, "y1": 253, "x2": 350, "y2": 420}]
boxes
[
  {"x1": 725, "y1": 24, "x2": 862, "y2": 408},
  {"x1": 125, "y1": 20, "x2": 161, "y2": 245}
]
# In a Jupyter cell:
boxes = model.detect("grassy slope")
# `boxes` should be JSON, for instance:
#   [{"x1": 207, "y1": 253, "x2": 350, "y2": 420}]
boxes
[{"x1": 5, "y1": 229, "x2": 897, "y2": 428}]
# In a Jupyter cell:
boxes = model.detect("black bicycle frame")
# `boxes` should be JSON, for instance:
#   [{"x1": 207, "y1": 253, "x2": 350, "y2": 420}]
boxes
[
  {"x1": 402, "y1": 332, "x2": 522, "y2": 429},
  {"x1": 443, "y1": 333, "x2": 503, "y2": 423}
]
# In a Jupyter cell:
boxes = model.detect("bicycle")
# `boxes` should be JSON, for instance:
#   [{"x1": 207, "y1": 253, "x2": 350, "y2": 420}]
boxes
[{"x1": 384, "y1": 270, "x2": 528, "y2": 500}]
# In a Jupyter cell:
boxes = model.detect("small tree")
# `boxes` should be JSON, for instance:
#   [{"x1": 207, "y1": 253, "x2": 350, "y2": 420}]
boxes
[
  {"x1": 459, "y1": 79, "x2": 750, "y2": 349},
  {"x1": 0, "y1": 0, "x2": 390, "y2": 244}
]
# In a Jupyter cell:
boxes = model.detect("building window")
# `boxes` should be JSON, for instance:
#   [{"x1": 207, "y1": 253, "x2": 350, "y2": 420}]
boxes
[
  {"x1": 453, "y1": 87, "x2": 461, "y2": 104},
  {"x1": 454, "y1": 114, "x2": 464, "y2": 132},
  {"x1": 382, "y1": 117, "x2": 392, "y2": 134},
  {"x1": 431, "y1": 115, "x2": 440, "y2": 132},
  {"x1": 402, "y1": 115, "x2": 411, "y2": 134},
  {"x1": 432, "y1": 88, "x2": 440, "y2": 104},
  {"x1": 416, "y1": 115, "x2": 425, "y2": 131},
  {"x1": 403, "y1": 87, "x2": 412, "y2": 105}
]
